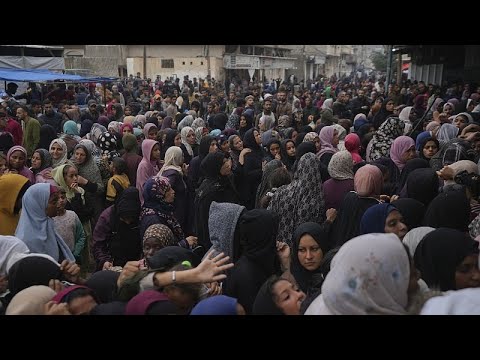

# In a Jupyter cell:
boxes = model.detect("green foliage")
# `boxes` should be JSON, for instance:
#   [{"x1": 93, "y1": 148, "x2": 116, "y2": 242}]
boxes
[{"x1": 370, "y1": 51, "x2": 387, "y2": 72}]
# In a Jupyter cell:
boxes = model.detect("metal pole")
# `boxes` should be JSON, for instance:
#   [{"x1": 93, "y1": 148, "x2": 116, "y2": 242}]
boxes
[
  {"x1": 397, "y1": 52, "x2": 402, "y2": 85},
  {"x1": 143, "y1": 45, "x2": 147, "y2": 79}
]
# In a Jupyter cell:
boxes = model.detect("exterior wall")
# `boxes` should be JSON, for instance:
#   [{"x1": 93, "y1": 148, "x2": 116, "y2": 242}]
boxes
[
  {"x1": 126, "y1": 45, "x2": 224, "y2": 58},
  {"x1": 64, "y1": 57, "x2": 119, "y2": 77}
]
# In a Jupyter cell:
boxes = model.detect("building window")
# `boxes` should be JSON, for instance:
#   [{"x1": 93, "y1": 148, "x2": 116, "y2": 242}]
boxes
[
  {"x1": 182, "y1": 61, "x2": 185, "y2": 65},
  {"x1": 201, "y1": 61, "x2": 204, "y2": 65},
  {"x1": 190, "y1": 61, "x2": 193, "y2": 65},
  {"x1": 162, "y1": 59, "x2": 174, "y2": 68}
]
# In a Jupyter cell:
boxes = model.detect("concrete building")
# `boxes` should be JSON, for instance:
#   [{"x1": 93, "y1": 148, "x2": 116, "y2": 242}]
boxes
[
  {"x1": 286, "y1": 45, "x2": 327, "y2": 82},
  {"x1": 63, "y1": 45, "x2": 297, "y2": 84}
]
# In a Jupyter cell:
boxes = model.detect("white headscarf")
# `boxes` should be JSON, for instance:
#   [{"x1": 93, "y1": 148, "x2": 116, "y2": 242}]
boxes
[
  {"x1": 5, "y1": 285, "x2": 56, "y2": 315},
  {"x1": 305, "y1": 233, "x2": 410, "y2": 315},
  {"x1": 327, "y1": 150, "x2": 354, "y2": 180},
  {"x1": 158, "y1": 146, "x2": 183, "y2": 176},
  {"x1": 420, "y1": 288, "x2": 480, "y2": 315},
  {"x1": 180, "y1": 126, "x2": 194, "y2": 156},
  {"x1": 0, "y1": 236, "x2": 29, "y2": 276},
  {"x1": 402, "y1": 227, "x2": 435, "y2": 258}
]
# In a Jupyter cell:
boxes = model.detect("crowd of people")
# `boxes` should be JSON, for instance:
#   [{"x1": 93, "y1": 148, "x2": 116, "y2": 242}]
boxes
[{"x1": 1, "y1": 73, "x2": 480, "y2": 315}]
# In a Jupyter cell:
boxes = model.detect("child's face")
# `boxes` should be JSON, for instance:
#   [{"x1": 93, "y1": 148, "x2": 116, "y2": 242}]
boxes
[{"x1": 57, "y1": 193, "x2": 67, "y2": 213}]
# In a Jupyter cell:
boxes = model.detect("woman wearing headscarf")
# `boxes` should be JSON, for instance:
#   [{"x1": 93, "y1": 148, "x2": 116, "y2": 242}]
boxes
[
  {"x1": 79, "y1": 119, "x2": 93, "y2": 138},
  {"x1": 268, "y1": 153, "x2": 326, "y2": 246},
  {"x1": 239, "y1": 128, "x2": 264, "y2": 210},
  {"x1": 437, "y1": 123, "x2": 459, "y2": 148},
  {"x1": 402, "y1": 226, "x2": 435, "y2": 258},
  {"x1": 160, "y1": 116, "x2": 173, "y2": 131},
  {"x1": 136, "y1": 139, "x2": 161, "y2": 204},
  {"x1": 191, "y1": 117, "x2": 206, "y2": 132},
  {"x1": 92, "y1": 187, "x2": 142, "y2": 271},
  {"x1": 423, "y1": 190, "x2": 471, "y2": 232},
  {"x1": 331, "y1": 123, "x2": 347, "y2": 151},
  {"x1": 279, "y1": 139, "x2": 296, "y2": 173},
  {"x1": 317, "y1": 125, "x2": 339, "y2": 167},
  {"x1": 6, "y1": 146, "x2": 35, "y2": 184},
  {"x1": 88, "y1": 123, "x2": 107, "y2": 147},
  {"x1": 30, "y1": 148, "x2": 55, "y2": 185},
  {"x1": 344, "y1": 133, "x2": 363, "y2": 164},
  {"x1": 177, "y1": 114, "x2": 195, "y2": 132},
  {"x1": 289, "y1": 222, "x2": 330, "y2": 298},
  {"x1": 194, "y1": 152, "x2": 239, "y2": 252},
  {"x1": 323, "y1": 150, "x2": 354, "y2": 211},
  {"x1": 0, "y1": 174, "x2": 30, "y2": 236},
  {"x1": 140, "y1": 175, "x2": 195, "y2": 250},
  {"x1": 161, "y1": 129, "x2": 181, "y2": 160},
  {"x1": 179, "y1": 126, "x2": 196, "y2": 165},
  {"x1": 263, "y1": 138, "x2": 282, "y2": 163},
  {"x1": 37, "y1": 124, "x2": 57, "y2": 151},
  {"x1": 391, "y1": 198, "x2": 426, "y2": 231},
  {"x1": 228, "y1": 134, "x2": 243, "y2": 175},
  {"x1": 367, "y1": 117, "x2": 405, "y2": 162},
  {"x1": 414, "y1": 228, "x2": 480, "y2": 292},
  {"x1": 188, "y1": 135, "x2": 217, "y2": 190},
  {"x1": 253, "y1": 275, "x2": 305, "y2": 315},
  {"x1": 5, "y1": 285, "x2": 57, "y2": 315},
  {"x1": 61, "y1": 120, "x2": 81, "y2": 157},
  {"x1": 398, "y1": 106, "x2": 415, "y2": 135},
  {"x1": 353, "y1": 113, "x2": 368, "y2": 132},
  {"x1": 305, "y1": 233, "x2": 411, "y2": 315},
  {"x1": 141, "y1": 224, "x2": 177, "y2": 268},
  {"x1": 224, "y1": 209, "x2": 280, "y2": 314},
  {"x1": 255, "y1": 159, "x2": 283, "y2": 209},
  {"x1": 372, "y1": 98, "x2": 395, "y2": 130},
  {"x1": 0, "y1": 236, "x2": 30, "y2": 283},
  {"x1": 238, "y1": 113, "x2": 253, "y2": 140},
  {"x1": 416, "y1": 131, "x2": 439, "y2": 161},
  {"x1": 396, "y1": 158, "x2": 430, "y2": 195},
  {"x1": 98, "y1": 132, "x2": 120, "y2": 161},
  {"x1": 360, "y1": 202, "x2": 408, "y2": 240},
  {"x1": 403, "y1": 168, "x2": 439, "y2": 207},
  {"x1": 330, "y1": 164, "x2": 383, "y2": 247},
  {"x1": 121, "y1": 133, "x2": 142, "y2": 187},
  {"x1": 15, "y1": 183, "x2": 75, "y2": 262},
  {"x1": 158, "y1": 146, "x2": 189, "y2": 233},
  {"x1": 191, "y1": 295, "x2": 244, "y2": 315}
]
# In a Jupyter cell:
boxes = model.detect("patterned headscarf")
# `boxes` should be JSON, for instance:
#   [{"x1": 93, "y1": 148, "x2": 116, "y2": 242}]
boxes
[
  {"x1": 98, "y1": 132, "x2": 120, "y2": 161},
  {"x1": 369, "y1": 117, "x2": 405, "y2": 162},
  {"x1": 89, "y1": 123, "x2": 107, "y2": 146},
  {"x1": 142, "y1": 224, "x2": 176, "y2": 247},
  {"x1": 318, "y1": 125, "x2": 339, "y2": 158},
  {"x1": 303, "y1": 132, "x2": 319, "y2": 144},
  {"x1": 327, "y1": 150, "x2": 353, "y2": 180}
]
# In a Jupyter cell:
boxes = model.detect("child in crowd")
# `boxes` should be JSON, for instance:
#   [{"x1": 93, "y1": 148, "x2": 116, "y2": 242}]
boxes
[{"x1": 105, "y1": 157, "x2": 130, "y2": 207}]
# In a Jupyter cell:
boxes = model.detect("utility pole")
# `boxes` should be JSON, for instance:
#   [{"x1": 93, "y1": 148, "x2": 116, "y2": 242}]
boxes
[
  {"x1": 397, "y1": 52, "x2": 402, "y2": 85},
  {"x1": 206, "y1": 45, "x2": 211, "y2": 80},
  {"x1": 143, "y1": 45, "x2": 147, "y2": 79},
  {"x1": 303, "y1": 45, "x2": 307, "y2": 85}
]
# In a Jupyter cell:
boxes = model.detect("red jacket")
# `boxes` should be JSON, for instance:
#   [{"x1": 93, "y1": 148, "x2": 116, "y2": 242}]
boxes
[{"x1": 5, "y1": 117, "x2": 22, "y2": 146}]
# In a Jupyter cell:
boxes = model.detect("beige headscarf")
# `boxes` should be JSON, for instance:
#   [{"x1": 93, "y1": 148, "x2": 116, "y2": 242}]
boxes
[
  {"x1": 6, "y1": 285, "x2": 56, "y2": 315},
  {"x1": 158, "y1": 146, "x2": 183, "y2": 176},
  {"x1": 444, "y1": 160, "x2": 479, "y2": 186}
]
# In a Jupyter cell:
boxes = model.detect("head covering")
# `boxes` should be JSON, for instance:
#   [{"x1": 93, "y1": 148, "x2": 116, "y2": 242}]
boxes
[
  {"x1": 415, "y1": 131, "x2": 432, "y2": 152},
  {"x1": 66, "y1": 108, "x2": 80, "y2": 122},
  {"x1": 190, "y1": 295, "x2": 239, "y2": 315},
  {"x1": 200, "y1": 152, "x2": 226, "y2": 181},
  {"x1": 420, "y1": 288, "x2": 480, "y2": 315},
  {"x1": 32, "y1": 148, "x2": 52, "y2": 174},
  {"x1": 5, "y1": 285, "x2": 56, "y2": 315},
  {"x1": 444, "y1": 160, "x2": 479, "y2": 186},
  {"x1": 108, "y1": 121, "x2": 122, "y2": 135},
  {"x1": 255, "y1": 159, "x2": 283, "y2": 207},
  {"x1": 391, "y1": 198, "x2": 426, "y2": 230},
  {"x1": 6, "y1": 146, "x2": 34, "y2": 183},
  {"x1": 123, "y1": 115, "x2": 135, "y2": 125},
  {"x1": 327, "y1": 150, "x2": 353, "y2": 180},
  {"x1": 406, "y1": 168, "x2": 439, "y2": 207},
  {"x1": 160, "y1": 116, "x2": 173, "y2": 130},
  {"x1": 97, "y1": 115, "x2": 110, "y2": 128},
  {"x1": 369, "y1": 117, "x2": 405, "y2": 161},
  {"x1": 414, "y1": 228, "x2": 478, "y2": 291},
  {"x1": 63, "y1": 120, "x2": 79, "y2": 136},
  {"x1": 252, "y1": 276, "x2": 285, "y2": 315},
  {"x1": 423, "y1": 190, "x2": 470, "y2": 232},
  {"x1": 180, "y1": 126, "x2": 194, "y2": 156},
  {"x1": 49, "y1": 138, "x2": 69, "y2": 168},
  {"x1": 125, "y1": 290, "x2": 176, "y2": 315},
  {"x1": 38, "y1": 125, "x2": 57, "y2": 151},
  {"x1": 360, "y1": 203, "x2": 398, "y2": 235},
  {"x1": 52, "y1": 163, "x2": 85, "y2": 202},
  {"x1": 354, "y1": 164, "x2": 383, "y2": 197},
  {"x1": 344, "y1": 133, "x2": 363, "y2": 164},
  {"x1": 437, "y1": 124, "x2": 459, "y2": 144},
  {"x1": 147, "y1": 246, "x2": 200, "y2": 270},
  {"x1": 402, "y1": 226, "x2": 435, "y2": 258},
  {"x1": 303, "y1": 132, "x2": 319, "y2": 144},
  {"x1": 0, "y1": 174, "x2": 30, "y2": 236},
  {"x1": 143, "y1": 123, "x2": 158, "y2": 139},
  {"x1": 0, "y1": 235, "x2": 29, "y2": 276},
  {"x1": 14, "y1": 183, "x2": 74, "y2": 262},
  {"x1": 390, "y1": 136, "x2": 415, "y2": 171},
  {"x1": 177, "y1": 115, "x2": 195, "y2": 132},
  {"x1": 159, "y1": 146, "x2": 183, "y2": 176},
  {"x1": 426, "y1": 121, "x2": 441, "y2": 134},
  {"x1": 318, "y1": 126, "x2": 339, "y2": 158},
  {"x1": 291, "y1": 222, "x2": 330, "y2": 293},
  {"x1": 305, "y1": 233, "x2": 409, "y2": 315},
  {"x1": 442, "y1": 142, "x2": 470, "y2": 166},
  {"x1": 397, "y1": 158, "x2": 430, "y2": 191},
  {"x1": 84, "y1": 270, "x2": 120, "y2": 304},
  {"x1": 243, "y1": 128, "x2": 261, "y2": 152},
  {"x1": 143, "y1": 224, "x2": 176, "y2": 247},
  {"x1": 122, "y1": 133, "x2": 138, "y2": 153},
  {"x1": 353, "y1": 113, "x2": 367, "y2": 132},
  {"x1": 79, "y1": 119, "x2": 94, "y2": 138}
]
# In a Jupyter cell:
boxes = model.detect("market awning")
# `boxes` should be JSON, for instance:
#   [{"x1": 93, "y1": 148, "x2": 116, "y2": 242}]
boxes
[{"x1": 0, "y1": 67, "x2": 118, "y2": 83}]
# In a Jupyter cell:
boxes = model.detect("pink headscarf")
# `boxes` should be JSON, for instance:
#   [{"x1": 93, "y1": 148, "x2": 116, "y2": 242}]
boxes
[
  {"x1": 354, "y1": 164, "x2": 383, "y2": 197},
  {"x1": 6, "y1": 146, "x2": 35, "y2": 184},
  {"x1": 136, "y1": 139, "x2": 160, "y2": 204},
  {"x1": 344, "y1": 133, "x2": 363, "y2": 164},
  {"x1": 390, "y1": 136, "x2": 415, "y2": 171},
  {"x1": 317, "y1": 126, "x2": 338, "y2": 158},
  {"x1": 120, "y1": 123, "x2": 134, "y2": 136}
]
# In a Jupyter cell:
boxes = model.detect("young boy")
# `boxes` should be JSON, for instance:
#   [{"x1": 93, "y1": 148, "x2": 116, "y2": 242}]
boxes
[{"x1": 105, "y1": 157, "x2": 130, "y2": 207}]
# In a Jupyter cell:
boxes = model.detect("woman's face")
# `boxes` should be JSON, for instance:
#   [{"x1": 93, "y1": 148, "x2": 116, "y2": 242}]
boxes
[
  {"x1": 423, "y1": 140, "x2": 438, "y2": 159},
  {"x1": 269, "y1": 142, "x2": 280, "y2": 157},
  {"x1": 143, "y1": 237, "x2": 163, "y2": 261},
  {"x1": 31, "y1": 151, "x2": 42, "y2": 170},
  {"x1": 444, "y1": 105, "x2": 453, "y2": 115},
  {"x1": 164, "y1": 186, "x2": 175, "y2": 203},
  {"x1": 232, "y1": 136, "x2": 243, "y2": 151},
  {"x1": 219, "y1": 158, "x2": 232, "y2": 176},
  {"x1": 186, "y1": 131, "x2": 195, "y2": 145},
  {"x1": 240, "y1": 116, "x2": 247, "y2": 128},
  {"x1": 123, "y1": 127, "x2": 132, "y2": 135},
  {"x1": 46, "y1": 192, "x2": 59, "y2": 218},
  {"x1": 454, "y1": 115, "x2": 468, "y2": 131},
  {"x1": 209, "y1": 140, "x2": 218, "y2": 153},
  {"x1": 455, "y1": 254, "x2": 480, "y2": 290},
  {"x1": 291, "y1": 131, "x2": 298, "y2": 143},
  {"x1": 401, "y1": 145, "x2": 417, "y2": 162},
  {"x1": 220, "y1": 141, "x2": 230, "y2": 153},
  {"x1": 297, "y1": 234, "x2": 323, "y2": 271},
  {"x1": 9, "y1": 150, "x2": 25, "y2": 169},
  {"x1": 386, "y1": 101, "x2": 395, "y2": 112},
  {"x1": 272, "y1": 279, "x2": 306, "y2": 315},
  {"x1": 148, "y1": 129, "x2": 158, "y2": 140},
  {"x1": 65, "y1": 166, "x2": 78, "y2": 187},
  {"x1": 50, "y1": 143, "x2": 63, "y2": 160},
  {"x1": 124, "y1": 107, "x2": 132, "y2": 115},
  {"x1": 254, "y1": 130, "x2": 262, "y2": 145},
  {"x1": 151, "y1": 144, "x2": 161, "y2": 160},
  {"x1": 409, "y1": 108, "x2": 417, "y2": 122},
  {"x1": 384, "y1": 210, "x2": 408, "y2": 240},
  {"x1": 332, "y1": 129, "x2": 339, "y2": 147},
  {"x1": 0, "y1": 157, "x2": 7, "y2": 175},
  {"x1": 314, "y1": 137, "x2": 321, "y2": 152},
  {"x1": 286, "y1": 141, "x2": 295, "y2": 157},
  {"x1": 174, "y1": 134, "x2": 182, "y2": 147},
  {"x1": 68, "y1": 294, "x2": 98, "y2": 315},
  {"x1": 74, "y1": 148, "x2": 87, "y2": 165}
]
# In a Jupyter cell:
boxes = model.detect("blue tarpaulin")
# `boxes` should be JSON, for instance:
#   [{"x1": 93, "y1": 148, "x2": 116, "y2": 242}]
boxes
[{"x1": 0, "y1": 67, "x2": 118, "y2": 83}]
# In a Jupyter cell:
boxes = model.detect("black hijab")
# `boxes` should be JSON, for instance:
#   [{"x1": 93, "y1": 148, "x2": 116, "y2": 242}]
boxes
[
  {"x1": 290, "y1": 222, "x2": 330, "y2": 294},
  {"x1": 423, "y1": 190, "x2": 471, "y2": 232},
  {"x1": 280, "y1": 139, "x2": 296, "y2": 172},
  {"x1": 38, "y1": 124, "x2": 57, "y2": 151},
  {"x1": 242, "y1": 128, "x2": 261, "y2": 152},
  {"x1": 147, "y1": 246, "x2": 200, "y2": 270},
  {"x1": 200, "y1": 152, "x2": 226, "y2": 181},
  {"x1": 405, "y1": 168, "x2": 439, "y2": 207},
  {"x1": 397, "y1": 158, "x2": 430, "y2": 193},
  {"x1": 85, "y1": 270, "x2": 120, "y2": 304},
  {"x1": 252, "y1": 275, "x2": 284, "y2": 315},
  {"x1": 391, "y1": 198, "x2": 425, "y2": 230},
  {"x1": 414, "y1": 228, "x2": 478, "y2": 291},
  {"x1": 198, "y1": 135, "x2": 215, "y2": 161}
]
